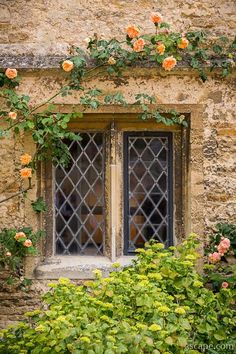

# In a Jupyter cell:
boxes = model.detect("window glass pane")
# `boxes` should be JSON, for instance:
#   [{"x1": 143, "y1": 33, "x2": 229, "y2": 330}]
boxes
[
  {"x1": 55, "y1": 132, "x2": 105, "y2": 255},
  {"x1": 124, "y1": 133, "x2": 172, "y2": 254}
]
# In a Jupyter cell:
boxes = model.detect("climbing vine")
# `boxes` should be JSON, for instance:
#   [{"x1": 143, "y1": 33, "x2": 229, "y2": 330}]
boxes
[
  {"x1": 0, "y1": 12, "x2": 235, "y2": 287},
  {"x1": 0, "y1": 13, "x2": 235, "y2": 172}
]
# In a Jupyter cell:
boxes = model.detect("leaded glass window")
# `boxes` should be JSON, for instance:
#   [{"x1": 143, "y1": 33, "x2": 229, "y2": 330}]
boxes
[
  {"x1": 124, "y1": 132, "x2": 173, "y2": 254},
  {"x1": 53, "y1": 126, "x2": 174, "y2": 257},
  {"x1": 55, "y1": 132, "x2": 105, "y2": 255}
]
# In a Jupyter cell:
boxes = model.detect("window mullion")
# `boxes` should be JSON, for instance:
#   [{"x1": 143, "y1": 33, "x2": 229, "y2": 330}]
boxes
[{"x1": 109, "y1": 121, "x2": 119, "y2": 261}]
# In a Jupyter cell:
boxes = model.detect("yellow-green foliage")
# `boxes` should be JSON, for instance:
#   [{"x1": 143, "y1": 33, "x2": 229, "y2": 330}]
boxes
[{"x1": 0, "y1": 234, "x2": 235, "y2": 354}]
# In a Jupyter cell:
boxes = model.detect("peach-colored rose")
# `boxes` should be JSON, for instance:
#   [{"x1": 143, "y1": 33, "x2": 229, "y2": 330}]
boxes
[
  {"x1": 178, "y1": 37, "x2": 189, "y2": 49},
  {"x1": 62, "y1": 60, "x2": 74, "y2": 72},
  {"x1": 8, "y1": 112, "x2": 17, "y2": 120},
  {"x1": 126, "y1": 25, "x2": 140, "y2": 39},
  {"x1": 5, "y1": 68, "x2": 17, "y2": 79},
  {"x1": 156, "y1": 43, "x2": 165, "y2": 55},
  {"x1": 151, "y1": 12, "x2": 163, "y2": 24},
  {"x1": 221, "y1": 282, "x2": 229, "y2": 288},
  {"x1": 20, "y1": 167, "x2": 32, "y2": 179},
  {"x1": 162, "y1": 56, "x2": 177, "y2": 71},
  {"x1": 107, "y1": 56, "x2": 116, "y2": 65},
  {"x1": 20, "y1": 153, "x2": 32, "y2": 166},
  {"x1": 23, "y1": 239, "x2": 32, "y2": 247},
  {"x1": 133, "y1": 38, "x2": 145, "y2": 52},
  {"x1": 15, "y1": 232, "x2": 26, "y2": 241},
  {"x1": 208, "y1": 252, "x2": 221, "y2": 264},
  {"x1": 5, "y1": 251, "x2": 12, "y2": 257}
]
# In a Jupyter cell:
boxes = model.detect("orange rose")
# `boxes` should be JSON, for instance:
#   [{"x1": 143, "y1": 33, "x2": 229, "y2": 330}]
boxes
[
  {"x1": 20, "y1": 167, "x2": 32, "y2": 179},
  {"x1": 62, "y1": 60, "x2": 74, "y2": 72},
  {"x1": 15, "y1": 232, "x2": 26, "y2": 241},
  {"x1": 151, "y1": 12, "x2": 163, "y2": 24},
  {"x1": 133, "y1": 38, "x2": 145, "y2": 52},
  {"x1": 5, "y1": 68, "x2": 17, "y2": 79},
  {"x1": 8, "y1": 112, "x2": 17, "y2": 120},
  {"x1": 23, "y1": 239, "x2": 32, "y2": 247},
  {"x1": 162, "y1": 56, "x2": 177, "y2": 71},
  {"x1": 156, "y1": 43, "x2": 165, "y2": 55},
  {"x1": 178, "y1": 37, "x2": 189, "y2": 49},
  {"x1": 126, "y1": 25, "x2": 140, "y2": 39},
  {"x1": 20, "y1": 153, "x2": 32, "y2": 166},
  {"x1": 5, "y1": 251, "x2": 12, "y2": 257},
  {"x1": 107, "y1": 56, "x2": 116, "y2": 65}
]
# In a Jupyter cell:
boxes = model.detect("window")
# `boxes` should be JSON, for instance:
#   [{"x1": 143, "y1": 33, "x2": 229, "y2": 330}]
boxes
[
  {"x1": 44, "y1": 116, "x2": 186, "y2": 261},
  {"x1": 55, "y1": 133, "x2": 105, "y2": 255},
  {"x1": 124, "y1": 132, "x2": 173, "y2": 254}
]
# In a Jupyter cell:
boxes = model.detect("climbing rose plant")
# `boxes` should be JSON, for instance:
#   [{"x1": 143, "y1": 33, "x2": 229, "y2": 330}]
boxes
[
  {"x1": 0, "y1": 228, "x2": 45, "y2": 290},
  {"x1": 204, "y1": 223, "x2": 236, "y2": 292},
  {"x1": 0, "y1": 12, "x2": 235, "y2": 173}
]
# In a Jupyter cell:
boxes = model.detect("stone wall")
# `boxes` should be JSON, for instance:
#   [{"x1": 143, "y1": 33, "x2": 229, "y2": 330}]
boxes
[
  {"x1": 0, "y1": 0, "x2": 235, "y2": 328},
  {"x1": 0, "y1": 0, "x2": 235, "y2": 55}
]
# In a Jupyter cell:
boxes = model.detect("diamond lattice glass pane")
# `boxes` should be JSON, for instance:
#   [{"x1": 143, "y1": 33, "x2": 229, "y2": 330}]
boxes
[
  {"x1": 55, "y1": 132, "x2": 105, "y2": 255},
  {"x1": 125, "y1": 133, "x2": 172, "y2": 253}
]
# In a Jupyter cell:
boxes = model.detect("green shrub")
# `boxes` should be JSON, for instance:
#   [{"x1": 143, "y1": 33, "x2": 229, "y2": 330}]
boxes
[{"x1": 0, "y1": 234, "x2": 235, "y2": 354}]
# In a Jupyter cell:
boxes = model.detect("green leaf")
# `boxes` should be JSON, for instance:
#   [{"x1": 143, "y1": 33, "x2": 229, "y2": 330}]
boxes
[
  {"x1": 160, "y1": 22, "x2": 170, "y2": 29},
  {"x1": 177, "y1": 337, "x2": 187, "y2": 347},
  {"x1": 179, "y1": 318, "x2": 191, "y2": 330},
  {"x1": 31, "y1": 197, "x2": 48, "y2": 213},
  {"x1": 213, "y1": 44, "x2": 223, "y2": 54},
  {"x1": 214, "y1": 331, "x2": 227, "y2": 341},
  {"x1": 165, "y1": 336, "x2": 174, "y2": 345}
]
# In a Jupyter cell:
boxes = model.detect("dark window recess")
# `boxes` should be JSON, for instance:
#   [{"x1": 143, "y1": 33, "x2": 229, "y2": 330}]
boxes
[
  {"x1": 124, "y1": 132, "x2": 173, "y2": 254},
  {"x1": 55, "y1": 132, "x2": 105, "y2": 255}
]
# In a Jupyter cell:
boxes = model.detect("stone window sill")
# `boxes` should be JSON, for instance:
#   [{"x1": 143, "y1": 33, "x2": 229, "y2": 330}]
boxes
[{"x1": 33, "y1": 256, "x2": 136, "y2": 280}]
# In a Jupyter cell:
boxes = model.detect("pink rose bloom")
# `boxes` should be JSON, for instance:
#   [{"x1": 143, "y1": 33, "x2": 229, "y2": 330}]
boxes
[
  {"x1": 217, "y1": 238, "x2": 230, "y2": 255},
  {"x1": 220, "y1": 237, "x2": 230, "y2": 249},
  {"x1": 221, "y1": 282, "x2": 229, "y2": 288},
  {"x1": 5, "y1": 251, "x2": 12, "y2": 257},
  {"x1": 208, "y1": 252, "x2": 221, "y2": 263},
  {"x1": 217, "y1": 244, "x2": 227, "y2": 255}
]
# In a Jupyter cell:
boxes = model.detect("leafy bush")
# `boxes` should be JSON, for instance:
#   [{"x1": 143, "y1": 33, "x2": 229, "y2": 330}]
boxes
[{"x1": 0, "y1": 234, "x2": 235, "y2": 353}]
